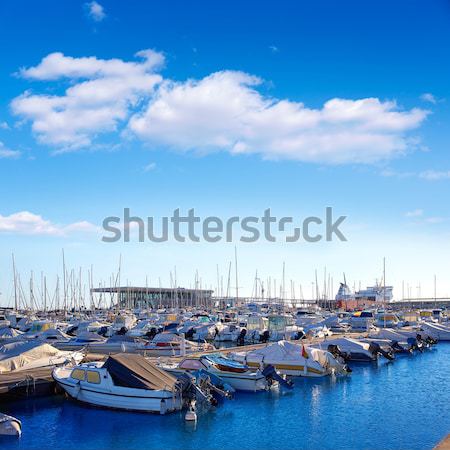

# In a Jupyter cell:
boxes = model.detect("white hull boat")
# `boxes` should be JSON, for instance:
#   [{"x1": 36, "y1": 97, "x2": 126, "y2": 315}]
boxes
[
  {"x1": 311, "y1": 337, "x2": 394, "y2": 362},
  {"x1": 53, "y1": 354, "x2": 183, "y2": 414},
  {"x1": 160, "y1": 354, "x2": 269, "y2": 392},
  {"x1": 0, "y1": 341, "x2": 83, "y2": 373},
  {"x1": 230, "y1": 340, "x2": 350, "y2": 377},
  {"x1": 420, "y1": 322, "x2": 450, "y2": 341}
]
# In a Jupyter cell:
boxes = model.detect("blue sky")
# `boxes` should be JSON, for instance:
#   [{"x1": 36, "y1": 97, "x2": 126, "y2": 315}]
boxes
[{"x1": 1, "y1": 0, "x2": 450, "y2": 306}]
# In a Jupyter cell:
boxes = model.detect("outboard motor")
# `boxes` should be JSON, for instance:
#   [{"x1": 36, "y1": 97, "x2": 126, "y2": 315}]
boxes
[
  {"x1": 391, "y1": 340, "x2": 408, "y2": 353},
  {"x1": 406, "y1": 337, "x2": 419, "y2": 352},
  {"x1": 98, "y1": 326, "x2": 109, "y2": 337},
  {"x1": 117, "y1": 326, "x2": 128, "y2": 335},
  {"x1": 237, "y1": 328, "x2": 247, "y2": 346},
  {"x1": 260, "y1": 330, "x2": 270, "y2": 343},
  {"x1": 369, "y1": 342, "x2": 395, "y2": 361},
  {"x1": 185, "y1": 327, "x2": 195, "y2": 340},
  {"x1": 145, "y1": 327, "x2": 158, "y2": 340},
  {"x1": 327, "y1": 344, "x2": 349, "y2": 362},
  {"x1": 262, "y1": 365, "x2": 294, "y2": 389}
]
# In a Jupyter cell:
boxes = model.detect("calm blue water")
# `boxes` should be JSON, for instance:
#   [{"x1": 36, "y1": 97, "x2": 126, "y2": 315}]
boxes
[{"x1": 1, "y1": 344, "x2": 450, "y2": 450}]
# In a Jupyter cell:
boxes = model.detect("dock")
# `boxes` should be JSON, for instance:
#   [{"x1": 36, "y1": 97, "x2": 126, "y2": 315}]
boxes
[{"x1": 0, "y1": 367, "x2": 55, "y2": 399}]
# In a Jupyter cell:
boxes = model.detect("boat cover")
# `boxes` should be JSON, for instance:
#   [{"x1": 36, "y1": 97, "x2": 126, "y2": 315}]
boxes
[
  {"x1": 103, "y1": 353, "x2": 178, "y2": 391},
  {"x1": 0, "y1": 327, "x2": 23, "y2": 339},
  {"x1": 0, "y1": 341, "x2": 62, "y2": 372}
]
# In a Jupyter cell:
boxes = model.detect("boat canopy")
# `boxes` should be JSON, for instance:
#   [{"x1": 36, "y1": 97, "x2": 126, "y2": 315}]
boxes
[
  {"x1": 0, "y1": 341, "x2": 62, "y2": 372},
  {"x1": 103, "y1": 354, "x2": 178, "y2": 391},
  {"x1": 204, "y1": 354, "x2": 248, "y2": 370}
]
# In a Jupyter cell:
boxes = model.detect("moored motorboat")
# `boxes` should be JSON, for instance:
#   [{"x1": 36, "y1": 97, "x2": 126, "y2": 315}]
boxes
[
  {"x1": 53, "y1": 354, "x2": 184, "y2": 414},
  {"x1": 420, "y1": 322, "x2": 450, "y2": 341},
  {"x1": 0, "y1": 341, "x2": 83, "y2": 373},
  {"x1": 159, "y1": 353, "x2": 270, "y2": 392},
  {"x1": 312, "y1": 337, "x2": 395, "y2": 362},
  {"x1": 230, "y1": 340, "x2": 350, "y2": 377}
]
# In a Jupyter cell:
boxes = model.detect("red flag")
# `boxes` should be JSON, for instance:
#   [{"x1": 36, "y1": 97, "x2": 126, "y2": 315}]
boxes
[{"x1": 301, "y1": 345, "x2": 309, "y2": 359}]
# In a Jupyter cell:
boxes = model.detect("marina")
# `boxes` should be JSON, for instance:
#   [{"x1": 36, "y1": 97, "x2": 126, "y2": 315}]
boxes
[
  {"x1": 0, "y1": 291, "x2": 450, "y2": 449},
  {"x1": 0, "y1": 339, "x2": 449, "y2": 449},
  {"x1": 1, "y1": 1, "x2": 450, "y2": 449}
]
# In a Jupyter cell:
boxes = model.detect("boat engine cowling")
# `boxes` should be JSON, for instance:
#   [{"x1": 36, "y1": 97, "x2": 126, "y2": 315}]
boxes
[
  {"x1": 260, "y1": 330, "x2": 270, "y2": 343},
  {"x1": 185, "y1": 327, "x2": 195, "y2": 340},
  {"x1": 327, "y1": 344, "x2": 349, "y2": 362},
  {"x1": 237, "y1": 328, "x2": 247, "y2": 346},
  {"x1": 368, "y1": 342, "x2": 395, "y2": 361}
]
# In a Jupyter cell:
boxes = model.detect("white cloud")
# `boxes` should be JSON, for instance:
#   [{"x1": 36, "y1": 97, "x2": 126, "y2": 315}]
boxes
[
  {"x1": 85, "y1": 1, "x2": 106, "y2": 22},
  {"x1": 420, "y1": 93, "x2": 437, "y2": 104},
  {"x1": 129, "y1": 71, "x2": 428, "y2": 164},
  {"x1": 0, "y1": 121, "x2": 9, "y2": 130},
  {"x1": 405, "y1": 209, "x2": 423, "y2": 218},
  {"x1": 12, "y1": 50, "x2": 164, "y2": 151},
  {"x1": 143, "y1": 162, "x2": 157, "y2": 172},
  {"x1": 0, "y1": 141, "x2": 21, "y2": 159},
  {"x1": 12, "y1": 51, "x2": 429, "y2": 164},
  {"x1": 0, "y1": 211, "x2": 98, "y2": 236},
  {"x1": 269, "y1": 45, "x2": 279, "y2": 53},
  {"x1": 419, "y1": 170, "x2": 450, "y2": 181}
]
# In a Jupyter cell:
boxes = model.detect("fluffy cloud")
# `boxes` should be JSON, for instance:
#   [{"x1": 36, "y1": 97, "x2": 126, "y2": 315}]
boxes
[
  {"x1": 0, "y1": 211, "x2": 98, "y2": 236},
  {"x1": 12, "y1": 50, "x2": 164, "y2": 151},
  {"x1": 85, "y1": 1, "x2": 106, "y2": 22},
  {"x1": 0, "y1": 141, "x2": 21, "y2": 159},
  {"x1": 12, "y1": 51, "x2": 429, "y2": 164},
  {"x1": 129, "y1": 71, "x2": 428, "y2": 164}
]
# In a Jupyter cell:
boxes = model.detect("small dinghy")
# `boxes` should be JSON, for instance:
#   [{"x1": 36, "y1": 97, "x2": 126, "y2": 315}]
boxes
[
  {"x1": 53, "y1": 353, "x2": 184, "y2": 414},
  {"x1": 0, "y1": 413, "x2": 21, "y2": 437}
]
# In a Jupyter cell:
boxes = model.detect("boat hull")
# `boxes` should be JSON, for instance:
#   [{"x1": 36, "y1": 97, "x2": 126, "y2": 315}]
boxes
[{"x1": 54, "y1": 378, "x2": 181, "y2": 414}]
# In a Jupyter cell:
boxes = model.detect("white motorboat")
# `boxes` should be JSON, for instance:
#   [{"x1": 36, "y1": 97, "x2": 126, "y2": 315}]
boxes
[
  {"x1": 0, "y1": 413, "x2": 21, "y2": 437},
  {"x1": 160, "y1": 354, "x2": 270, "y2": 392},
  {"x1": 213, "y1": 324, "x2": 242, "y2": 342},
  {"x1": 53, "y1": 354, "x2": 183, "y2": 414},
  {"x1": 0, "y1": 341, "x2": 83, "y2": 373},
  {"x1": 312, "y1": 337, "x2": 394, "y2": 362},
  {"x1": 420, "y1": 322, "x2": 450, "y2": 341},
  {"x1": 230, "y1": 340, "x2": 350, "y2": 377}
]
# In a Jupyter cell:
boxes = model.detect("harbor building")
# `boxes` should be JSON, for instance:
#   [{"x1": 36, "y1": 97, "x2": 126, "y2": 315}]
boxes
[{"x1": 90, "y1": 286, "x2": 214, "y2": 309}]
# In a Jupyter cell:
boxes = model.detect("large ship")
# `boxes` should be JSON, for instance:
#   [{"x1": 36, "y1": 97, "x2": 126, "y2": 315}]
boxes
[{"x1": 335, "y1": 281, "x2": 393, "y2": 310}]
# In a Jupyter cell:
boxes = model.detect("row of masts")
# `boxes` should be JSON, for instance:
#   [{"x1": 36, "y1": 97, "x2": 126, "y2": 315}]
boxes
[{"x1": 4, "y1": 251, "x2": 443, "y2": 311}]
